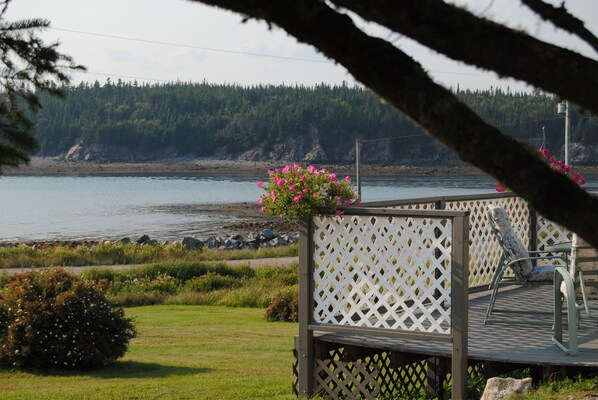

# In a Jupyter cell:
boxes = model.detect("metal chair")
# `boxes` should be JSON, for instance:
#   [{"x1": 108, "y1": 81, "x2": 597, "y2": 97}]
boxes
[
  {"x1": 484, "y1": 205, "x2": 567, "y2": 324},
  {"x1": 553, "y1": 234, "x2": 593, "y2": 355}
]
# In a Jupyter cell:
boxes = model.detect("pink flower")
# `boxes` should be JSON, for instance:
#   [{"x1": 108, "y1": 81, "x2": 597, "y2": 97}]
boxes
[
  {"x1": 302, "y1": 188, "x2": 308, "y2": 194},
  {"x1": 335, "y1": 210, "x2": 342, "y2": 217},
  {"x1": 260, "y1": 206, "x2": 265, "y2": 213},
  {"x1": 257, "y1": 181, "x2": 264, "y2": 188},
  {"x1": 330, "y1": 173, "x2": 336, "y2": 181},
  {"x1": 293, "y1": 195, "x2": 302, "y2": 203},
  {"x1": 344, "y1": 176, "x2": 351, "y2": 182},
  {"x1": 313, "y1": 193, "x2": 319, "y2": 199},
  {"x1": 356, "y1": 200, "x2": 361, "y2": 205},
  {"x1": 270, "y1": 191, "x2": 276, "y2": 201},
  {"x1": 257, "y1": 198, "x2": 262, "y2": 204},
  {"x1": 288, "y1": 185, "x2": 295, "y2": 190},
  {"x1": 282, "y1": 165, "x2": 292, "y2": 174},
  {"x1": 344, "y1": 199, "x2": 351, "y2": 206}
]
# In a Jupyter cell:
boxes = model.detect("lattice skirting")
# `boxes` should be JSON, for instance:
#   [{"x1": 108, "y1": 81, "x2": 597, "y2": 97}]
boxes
[{"x1": 292, "y1": 340, "x2": 485, "y2": 399}]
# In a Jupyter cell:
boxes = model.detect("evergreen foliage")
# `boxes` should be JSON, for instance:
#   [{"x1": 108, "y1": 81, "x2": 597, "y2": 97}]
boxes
[
  {"x1": 31, "y1": 81, "x2": 597, "y2": 164},
  {"x1": 0, "y1": 0, "x2": 83, "y2": 171}
]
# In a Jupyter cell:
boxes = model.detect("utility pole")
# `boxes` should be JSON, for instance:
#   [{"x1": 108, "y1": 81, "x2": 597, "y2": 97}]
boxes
[
  {"x1": 558, "y1": 101, "x2": 570, "y2": 165},
  {"x1": 355, "y1": 138, "x2": 361, "y2": 200}
]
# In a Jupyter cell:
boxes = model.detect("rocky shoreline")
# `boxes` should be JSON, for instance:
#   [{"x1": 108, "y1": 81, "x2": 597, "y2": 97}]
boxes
[{"x1": 5, "y1": 157, "x2": 491, "y2": 176}]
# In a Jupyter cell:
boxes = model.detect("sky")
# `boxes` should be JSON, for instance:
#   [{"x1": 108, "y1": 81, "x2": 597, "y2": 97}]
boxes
[{"x1": 5, "y1": 0, "x2": 598, "y2": 91}]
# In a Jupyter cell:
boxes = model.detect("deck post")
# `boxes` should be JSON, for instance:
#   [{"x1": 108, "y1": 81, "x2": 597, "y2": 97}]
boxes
[
  {"x1": 298, "y1": 217, "x2": 314, "y2": 397},
  {"x1": 451, "y1": 214, "x2": 469, "y2": 400}
]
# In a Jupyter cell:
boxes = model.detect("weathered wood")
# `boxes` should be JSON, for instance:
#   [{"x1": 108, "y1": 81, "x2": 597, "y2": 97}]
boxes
[
  {"x1": 451, "y1": 214, "x2": 470, "y2": 400},
  {"x1": 298, "y1": 218, "x2": 314, "y2": 397},
  {"x1": 311, "y1": 286, "x2": 598, "y2": 367}
]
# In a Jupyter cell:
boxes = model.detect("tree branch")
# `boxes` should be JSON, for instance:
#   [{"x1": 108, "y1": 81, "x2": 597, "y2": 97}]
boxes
[
  {"x1": 328, "y1": 0, "x2": 598, "y2": 114},
  {"x1": 188, "y1": 0, "x2": 598, "y2": 249},
  {"x1": 521, "y1": 0, "x2": 598, "y2": 54}
]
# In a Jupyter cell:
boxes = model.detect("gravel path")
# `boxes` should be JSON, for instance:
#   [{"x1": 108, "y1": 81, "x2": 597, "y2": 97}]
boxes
[{"x1": 3, "y1": 256, "x2": 299, "y2": 275}]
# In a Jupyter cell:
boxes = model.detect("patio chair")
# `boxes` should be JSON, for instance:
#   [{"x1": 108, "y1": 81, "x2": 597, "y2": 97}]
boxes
[
  {"x1": 553, "y1": 234, "x2": 593, "y2": 355},
  {"x1": 484, "y1": 205, "x2": 568, "y2": 324}
]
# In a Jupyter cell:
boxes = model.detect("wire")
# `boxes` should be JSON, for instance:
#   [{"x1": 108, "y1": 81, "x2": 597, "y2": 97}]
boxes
[
  {"x1": 50, "y1": 26, "x2": 502, "y2": 78},
  {"x1": 49, "y1": 27, "x2": 330, "y2": 64},
  {"x1": 76, "y1": 70, "x2": 171, "y2": 83},
  {"x1": 360, "y1": 133, "x2": 427, "y2": 143}
]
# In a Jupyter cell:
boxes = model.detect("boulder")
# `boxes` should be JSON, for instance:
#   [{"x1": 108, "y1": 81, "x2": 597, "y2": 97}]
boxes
[
  {"x1": 204, "y1": 235, "x2": 222, "y2": 249},
  {"x1": 120, "y1": 237, "x2": 131, "y2": 244},
  {"x1": 260, "y1": 229, "x2": 277, "y2": 241},
  {"x1": 224, "y1": 238, "x2": 242, "y2": 249},
  {"x1": 268, "y1": 237, "x2": 287, "y2": 247},
  {"x1": 136, "y1": 234, "x2": 150, "y2": 244},
  {"x1": 182, "y1": 237, "x2": 203, "y2": 251},
  {"x1": 481, "y1": 377, "x2": 533, "y2": 400}
]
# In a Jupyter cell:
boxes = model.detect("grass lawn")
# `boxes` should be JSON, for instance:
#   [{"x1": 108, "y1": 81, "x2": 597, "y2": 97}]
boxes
[{"x1": 0, "y1": 305, "x2": 298, "y2": 400}]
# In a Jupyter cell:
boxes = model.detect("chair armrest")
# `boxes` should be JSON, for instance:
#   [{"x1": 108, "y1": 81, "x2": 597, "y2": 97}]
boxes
[{"x1": 505, "y1": 255, "x2": 566, "y2": 267}]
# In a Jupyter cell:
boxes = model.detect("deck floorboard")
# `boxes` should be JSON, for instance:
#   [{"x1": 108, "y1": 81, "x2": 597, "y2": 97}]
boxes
[{"x1": 314, "y1": 285, "x2": 598, "y2": 367}]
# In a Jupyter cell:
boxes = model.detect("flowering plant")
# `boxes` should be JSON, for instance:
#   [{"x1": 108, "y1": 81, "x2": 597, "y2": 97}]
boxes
[
  {"x1": 496, "y1": 148, "x2": 586, "y2": 192},
  {"x1": 258, "y1": 163, "x2": 360, "y2": 219}
]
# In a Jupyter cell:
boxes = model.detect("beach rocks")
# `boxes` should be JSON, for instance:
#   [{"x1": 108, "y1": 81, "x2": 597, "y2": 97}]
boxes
[
  {"x1": 136, "y1": 234, "x2": 150, "y2": 244},
  {"x1": 182, "y1": 237, "x2": 203, "y2": 250},
  {"x1": 0, "y1": 229, "x2": 298, "y2": 252}
]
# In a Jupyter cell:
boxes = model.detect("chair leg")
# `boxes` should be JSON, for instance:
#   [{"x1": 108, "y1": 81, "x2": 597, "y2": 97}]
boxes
[{"x1": 484, "y1": 262, "x2": 510, "y2": 324}]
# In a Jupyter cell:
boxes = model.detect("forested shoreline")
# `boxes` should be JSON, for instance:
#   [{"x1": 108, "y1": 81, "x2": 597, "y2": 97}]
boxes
[{"x1": 30, "y1": 81, "x2": 598, "y2": 165}]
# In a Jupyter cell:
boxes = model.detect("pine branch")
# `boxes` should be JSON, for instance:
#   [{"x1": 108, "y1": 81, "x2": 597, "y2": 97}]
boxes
[
  {"x1": 188, "y1": 0, "x2": 598, "y2": 249},
  {"x1": 521, "y1": 0, "x2": 598, "y2": 54}
]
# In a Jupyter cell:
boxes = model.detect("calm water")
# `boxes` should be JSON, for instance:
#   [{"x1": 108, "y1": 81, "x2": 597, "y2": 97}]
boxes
[{"x1": 1, "y1": 174, "x2": 595, "y2": 242}]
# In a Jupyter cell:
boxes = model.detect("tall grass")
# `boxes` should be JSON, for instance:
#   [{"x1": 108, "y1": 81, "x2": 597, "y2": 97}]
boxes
[
  {"x1": 0, "y1": 242, "x2": 297, "y2": 269},
  {"x1": 77, "y1": 261, "x2": 299, "y2": 308}
]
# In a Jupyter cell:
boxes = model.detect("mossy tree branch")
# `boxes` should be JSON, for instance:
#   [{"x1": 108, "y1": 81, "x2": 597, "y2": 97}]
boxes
[{"x1": 188, "y1": 0, "x2": 598, "y2": 249}]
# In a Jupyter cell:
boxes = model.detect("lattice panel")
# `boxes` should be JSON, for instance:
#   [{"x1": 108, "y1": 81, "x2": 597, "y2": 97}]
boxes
[
  {"x1": 313, "y1": 214, "x2": 452, "y2": 334},
  {"x1": 312, "y1": 347, "x2": 428, "y2": 400},
  {"x1": 445, "y1": 196, "x2": 531, "y2": 287},
  {"x1": 537, "y1": 218, "x2": 572, "y2": 247}
]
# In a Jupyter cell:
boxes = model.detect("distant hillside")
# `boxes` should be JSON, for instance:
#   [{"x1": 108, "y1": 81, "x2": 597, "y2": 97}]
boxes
[{"x1": 30, "y1": 81, "x2": 598, "y2": 165}]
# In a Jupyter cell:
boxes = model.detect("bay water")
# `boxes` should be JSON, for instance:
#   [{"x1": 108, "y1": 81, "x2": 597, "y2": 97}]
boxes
[{"x1": 1, "y1": 173, "x2": 594, "y2": 242}]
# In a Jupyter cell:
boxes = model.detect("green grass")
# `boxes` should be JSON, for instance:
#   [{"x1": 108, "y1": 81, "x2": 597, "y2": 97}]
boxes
[
  {"x1": 519, "y1": 375, "x2": 598, "y2": 399},
  {"x1": 78, "y1": 262, "x2": 298, "y2": 308},
  {"x1": 0, "y1": 305, "x2": 298, "y2": 400},
  {"x1": 0, "y1": 242, "x2": 298, "y2": 269}
]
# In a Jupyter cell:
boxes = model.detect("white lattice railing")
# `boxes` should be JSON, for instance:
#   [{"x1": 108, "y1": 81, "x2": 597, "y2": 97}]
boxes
[
  {"x1": 312, "y1": 213, "x2": 454, "y2": 334},
  {"x1": 362, "y1": 193, "x2": 573, "y2": 288},
  {"x1": 297, "y1": 208, "x2": 470, "y2": 397},
  {"x1": 297, "y1": 192, "x2": 578, "y2": 398}
]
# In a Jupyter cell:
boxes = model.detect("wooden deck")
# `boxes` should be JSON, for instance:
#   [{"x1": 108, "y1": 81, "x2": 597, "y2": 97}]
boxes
[{"x1": 312, "y1": 285, "x2": 598, "y2": 367}]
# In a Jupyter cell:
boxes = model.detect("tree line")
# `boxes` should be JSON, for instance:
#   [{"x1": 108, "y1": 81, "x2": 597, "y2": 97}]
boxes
[{"x1": 30, "y1": 81, "x2": 598, "y2": 164}]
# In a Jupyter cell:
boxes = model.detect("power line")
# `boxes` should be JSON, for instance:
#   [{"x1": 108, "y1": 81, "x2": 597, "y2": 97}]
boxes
[
  {"x1": 77, "y1": 70, "x2": 171, "y2": 83},
  {"x1": 49, "y1": 27, "x2": 330, "y2": 64},
  {"x1": 50, "y1": 26, "x2": 503, "y2": 78},
  {"x1": 360, "y1": 134, "x2": 427, "y2": 143}
]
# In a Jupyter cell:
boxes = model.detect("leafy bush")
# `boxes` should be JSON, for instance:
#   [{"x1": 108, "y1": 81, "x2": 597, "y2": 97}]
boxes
[
  {"x1": 265, "y1": 285, "x2": 298, "y2": 322},
  {"x1": 0, "y1": 268, "x2": 136, "y2": 369},
  {"x1": 183, "y1": 273, "x2": 241, "y2": 293}
]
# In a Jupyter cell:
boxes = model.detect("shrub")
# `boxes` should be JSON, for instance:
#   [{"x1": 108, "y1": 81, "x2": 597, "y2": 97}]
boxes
[
  {"x1": 0, "y1": 268, "x2": 136, "y2": 369},
  {"x1": 183, "y1": 273, "x2": 241, "y2": 293},
  {"x1": 265, "y1": 285, "x2": 298, "y2": 322}
]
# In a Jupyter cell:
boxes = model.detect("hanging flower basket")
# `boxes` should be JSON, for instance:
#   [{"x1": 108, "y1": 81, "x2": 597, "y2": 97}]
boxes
[{"x1": 257, "y1": 163, "x2": 360, "y2": 220}]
